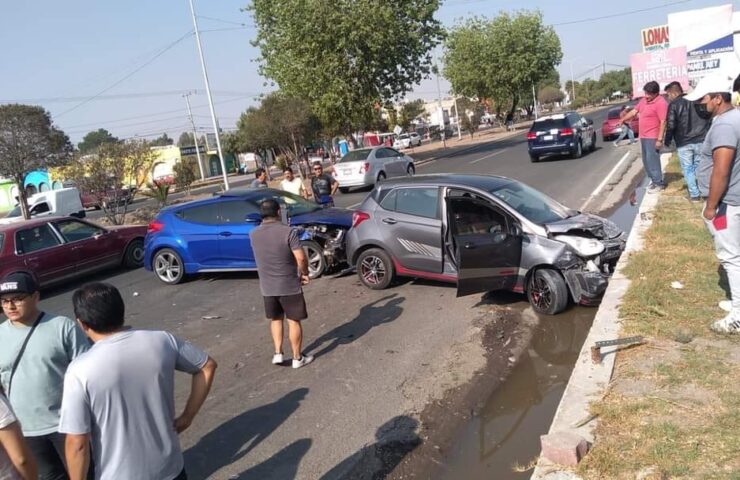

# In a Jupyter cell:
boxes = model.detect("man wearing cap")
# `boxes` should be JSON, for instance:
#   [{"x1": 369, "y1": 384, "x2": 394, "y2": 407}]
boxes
[
  {"x1": 687, "y1": 73, "x2": 740, "y2": 333},
  {"x1": 0, "y1": 272, "x2": 90, "y2": 479}
]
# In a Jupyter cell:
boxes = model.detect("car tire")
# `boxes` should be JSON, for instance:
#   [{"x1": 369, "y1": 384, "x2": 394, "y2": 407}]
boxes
[
  {"x1": 153, "y1": 248, "x2": 185, "y2": 285},
  {"x1": 339, "y1": 187, "x2": 350, "y2": 194},
  {"x1": 357, "y1": 248, "x2": 394, "y2": 290},
  {"x1": 301, "y1": 240, "x2": 326, "y2": 279},
  {"x1": 123, "y1": 239, "x2": 145, "y2": 268},
  {"x1": 590, "y1": 133, "x2": 597, "y2": 152},
  {"x1": 526, "y1": 269, "x2": 569, "y2": 315},
  {"x1": 406, "y1": 164, "x2": 415, "y2": 176},
  {"x1": 376, "y1": 172, "x2": 386, "y2": 184},
  {"x1": 529, "y1": 154, "x2": 539, "y2": 163},
  {"x1": 571, "y1": 140, "x2": 583, "y2": 159}
]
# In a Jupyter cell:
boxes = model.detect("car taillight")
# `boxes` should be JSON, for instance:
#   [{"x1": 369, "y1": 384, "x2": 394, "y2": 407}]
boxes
[
  {"x1": 352, "y1": 211, "x2": 370, "y2": 228},
  {"x1": 526, "y1": 132, "x2": 537, "y2": 140},
  {"x1": 560, "y1": 128, "x2": 574, "y2": 136},
  {"x1": 147, "y1": 221, "x2": 164, "y2": 234},
  {"x1": 359, "y1": 162, "x2": 370, "y2": 174}
]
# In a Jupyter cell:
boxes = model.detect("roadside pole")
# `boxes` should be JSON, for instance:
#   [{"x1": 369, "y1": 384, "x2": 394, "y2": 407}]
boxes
[
  {"x1": 435, "y1": 64, "x2": 447, "y2": 148},
  {"x1": 454, "y1": 96, "x2": 462, "y2": 140},
  {"x1": 532, "y1": 83, "x2": 539, "y2": 119},
  {"x1": 183, "y1": 92, "x2": 206, "y2": 181}
]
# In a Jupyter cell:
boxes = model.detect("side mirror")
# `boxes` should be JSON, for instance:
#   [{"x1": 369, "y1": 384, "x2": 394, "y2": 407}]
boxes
[{"x1": 245, "y1": 213, "x2": 262, "y2": 223}]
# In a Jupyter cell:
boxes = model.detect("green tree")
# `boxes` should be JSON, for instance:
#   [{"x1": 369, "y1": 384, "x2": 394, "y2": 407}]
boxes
[
  {"x1": 249, "y1": 0, "x2": 445, "y2": 137},
  {"x1": 173, "y1": 158, "x2": 198, "y2": 195},
  {"x1": 0, "y1": 104, "x2": 72, "y2": 219},
  {"x1": 398, "y1": 99, "x2": 426, "y2": 131},
  {"x1": 455, "y1": 98, "x2": 484, "y2": 139},
  {"x1": 150, "y1": 133, "x2": 174, "y2": 147},
  {"x1": 444, "y1": 11, "x2": 562, "y2": 119},
  {"x1": 538, "y1": 86, "x2": 565, "y2": 108},
  {"x1": 78, "y1": 128, "x2": 119, "y2": 154},
  {"x1": 177, "y1": 132, "x2": 195, "y2": 147}
]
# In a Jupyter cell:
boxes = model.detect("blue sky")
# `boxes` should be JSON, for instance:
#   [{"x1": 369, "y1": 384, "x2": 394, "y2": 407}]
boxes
[{"x1": 1, "y1": 0, "x2": 737, "y2": 143}]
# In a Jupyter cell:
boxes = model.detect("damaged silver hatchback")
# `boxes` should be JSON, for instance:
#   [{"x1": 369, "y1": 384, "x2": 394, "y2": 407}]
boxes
[{"x1": 345, "y1": 174, "x2": 626, "y2": 315}]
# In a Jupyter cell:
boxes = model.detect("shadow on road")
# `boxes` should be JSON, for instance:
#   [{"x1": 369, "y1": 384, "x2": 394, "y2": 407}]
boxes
[
  {"x1": 304, "y1": 294, "x2": 405, "y2": 359},
  {"x1": 184, "y1": 388, "x2": 309, "y2": 479},
  {"x1": 235, "y1": 438, "x2": 312, "y2": 480},
  {"x1": 319, "y1": 415, "x2": 421, "y2": 480}
]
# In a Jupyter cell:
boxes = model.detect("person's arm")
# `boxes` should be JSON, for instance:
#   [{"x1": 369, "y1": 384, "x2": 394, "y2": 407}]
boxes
[
  {"x1": 618, "y1": 108, "x2": 638, "y2": 125},
  {"x1": 0, "y1": 422, "x2": 37, "y2": 480},
  {"x1": 292, "y1": 247, "x2": 310, "y2": 285},
  {"x1": 299, "y1": 181, "x2": 309, "y2": 199},
  {"x1": 664, "y1": 102, "x2": 676, "y2": 147},
  {"x1": 64, "y1": 318, "x2": 91, "y2": 361},
  {"x1": 65, "y1": 434, "x2": 90, "y2": 480},
  {"x1": 175, "y1": 357, "x2": 217, "y2": 433},
  {"x1": 703, "y1": 147, "x2": 736, "y2": 220},
  {"x1": 330, "y1": 176, "x2": 339, "y2": 196},
  {"x1": 655, "y1": 99, "x2": 669, "y2": 149}
]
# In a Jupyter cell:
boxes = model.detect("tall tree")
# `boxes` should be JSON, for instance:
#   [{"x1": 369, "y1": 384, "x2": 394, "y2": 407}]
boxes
[
  {"x1": 249, "y1": 0, "x2": 445, "y2": 137},
  {"x1": 444, "y1": 11, "x2": 562, "y2": 119},
  {"x1": 177, "y1": 132, "x2": 195, "y2": 147},
  {"x1": 78, "y1": 128, "x2": 119, "y2": 154},
  {"x1": 150, "y1": 133, "x2": 174, "y2": 147},
  {"x1": 0, "y1": 104, "x2": 72, "y2": 219},
  {"x1": 455, "y1": 98, "x2": 484, "y2": 139},
  {"x1": 398, "y1": 99, "x2": 427, "y2": 131}
]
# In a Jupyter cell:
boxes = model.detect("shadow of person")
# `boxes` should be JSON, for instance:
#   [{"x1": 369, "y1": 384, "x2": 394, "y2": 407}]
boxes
[
  {"x1": 304, "y1": 295, "x2": 405, "y2": 359},
  {"x1": 318, "y1": 416, "x2": 421, "y2": 480},
  {"x1": 184, "y1": 388, "x2": 308, "y2": 479},
  {"x1": 719, "y1": 265, "x2": 731, "y2": 299},
  {"x1": 235, "y1": 438, "x2": 312, "y2": 480}
]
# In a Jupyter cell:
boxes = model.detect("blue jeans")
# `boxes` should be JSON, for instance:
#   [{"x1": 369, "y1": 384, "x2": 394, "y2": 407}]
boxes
[
  {"x1": 677, "y1": 143, "x2": 702, "y2": 198},
  {"x1": 615, "y1": 125, "x2": 635, "y2": 143},
  {"x1": 641, "y1": 138, "x2": 664, "y2": 187}
]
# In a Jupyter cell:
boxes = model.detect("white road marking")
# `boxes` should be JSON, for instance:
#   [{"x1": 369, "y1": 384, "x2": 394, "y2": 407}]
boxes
[
  {"x1": 348, "y1": 202, "x2": 361, "y2": 209},
  {"x1": 579, "y1": 150, "x2": 633, "y2": 210},
  {"x1": 470, "y1": 148, "x2": 510, "y2": 164}
]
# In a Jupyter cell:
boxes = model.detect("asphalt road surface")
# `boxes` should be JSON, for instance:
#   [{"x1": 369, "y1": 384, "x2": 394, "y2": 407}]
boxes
[{"x1": 37, "y1": 106, "x2": 633, "y2": 479}]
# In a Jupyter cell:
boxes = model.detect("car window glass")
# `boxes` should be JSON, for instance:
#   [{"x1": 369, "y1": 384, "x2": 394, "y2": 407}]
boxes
[
  {"x1": 31, "y1": 202, "x2": 50, "y2": 214},
  {"x1": 379, "y1": 189, "x2": 397, "y2": 211},
  {"x1": 394, "y1": 188, "x2": 438, "y2": 218},
  {"x1": 339, "y1": 150, "x2": 372, "y2": 163},
  {"x1": 387, "y1": 148, "x2": 401, "y2": 157},
  {"x1": 177, "y1": 204, "x2": 221, "y2": 224},
  {"x1": 220, "y1": 200, "x2": 260, "y2": 223},
  {"x1": 531, "y1": 119, "x2": 566, "y2": 131},
  {"x1": 249, "y1": 191, "x2": 321, "y2": 217},
  {"x1": 16, "y1": 224, "x2": 60, "y2": 253},
  {"x1": 375, "y1": 148, "x2": 388, "y2": 159},
  {"x1": 449, "y1": 197, "x2": 507, "y2": 236},
  {"x1": 54, "y1": 220, "x2": 102, "y2": 242}
]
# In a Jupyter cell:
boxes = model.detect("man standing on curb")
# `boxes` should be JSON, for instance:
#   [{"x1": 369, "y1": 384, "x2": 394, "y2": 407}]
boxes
[
  {"x1": 618, "y1": 81, "x2": 669, "y2": 193},
  {"x1": 0, "y1": 272, "x2": 90, "y2": 480},
  {"x1": 686, "y1": 73, "x2": 740, "y2": 333},
  {"x1": 662, "y1": 81, "x2": 710, "y2": 202},
  {"x1": 60, "y1": 283, "x2": 217, "y2": 480},
  {"x1": 251, "y1": 199, "x2": 314, "y2": 369}
]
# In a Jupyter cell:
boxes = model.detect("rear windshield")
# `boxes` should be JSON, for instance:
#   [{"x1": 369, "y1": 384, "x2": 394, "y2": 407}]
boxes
[
  {"x1": 530, "y1": 119, "x2": 567, "y2": 131},
  {"x1": 339, "y1": 150, "x2": 371, "y2": 163},
  {"x1": 607, "y1": 109, "x2": 621, "y2": 119}
]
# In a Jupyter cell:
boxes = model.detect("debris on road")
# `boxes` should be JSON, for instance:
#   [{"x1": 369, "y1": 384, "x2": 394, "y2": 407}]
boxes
[
  {"x1": 590, "y1": 336, "x2": 645, "y2": 363},
  {"x1": 671, "y1": 281, "x2": 684, "y2": 289},
  {"x1": 201, "y1": 315, "x2": 221, "y2": 320}
]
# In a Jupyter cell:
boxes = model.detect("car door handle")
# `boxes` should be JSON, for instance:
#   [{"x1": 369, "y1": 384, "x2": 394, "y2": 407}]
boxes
[
  {"x1": 382, "y1": 218, "x2": 397, "y2": 225},
  {"x1": 219, "y1": 232, "x2": 232, "y2": 237},
  {"x1": 464, "y1": 242, "x2": 476, "y2": 249}
]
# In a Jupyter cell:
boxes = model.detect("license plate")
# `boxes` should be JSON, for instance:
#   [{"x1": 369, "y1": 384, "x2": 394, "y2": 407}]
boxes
[
  {"x1": 342, "y1": 169, "x2": 352, "y2": 175},
  {"x1": 543, "y1": 135, "x2": 554, "y2": 141}
]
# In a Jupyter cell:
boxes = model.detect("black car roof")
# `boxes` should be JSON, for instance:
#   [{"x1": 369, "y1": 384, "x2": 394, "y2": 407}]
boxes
[{"x1": 379, "y1": 174, "x2": 514, "y2": 190}]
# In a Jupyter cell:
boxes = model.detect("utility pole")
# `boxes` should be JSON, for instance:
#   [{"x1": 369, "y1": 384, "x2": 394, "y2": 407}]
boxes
[
  {"x1": 183, "y1": 92, "x2": 205, "y2": 181},
  {"x1": 435, "y1": 64, "x2": 446, "y2": 148},
  {"x1": 188, "y1": 0, "x2": 229, "y2": 190},
  {"x1": 453, "y1": 96, "x2": 462, "y2": 140},
  {"x1": 532, "y1": 83, "x2": 538, "y2": 119},
  {"x1": 569, "y1": 62, "x2": 576, "y2": 103}
]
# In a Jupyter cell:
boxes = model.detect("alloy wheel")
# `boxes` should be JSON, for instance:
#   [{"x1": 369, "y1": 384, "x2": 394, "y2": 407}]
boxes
[
  {"x1": 529, "y1": 275, "x2": 552, "y2": 311},
  {"x1": 154, "y1": 252, "x2": 181, "y2": 283},
  {"x1": 360, "y1": 255, "x2": 386, "y2": 286}
]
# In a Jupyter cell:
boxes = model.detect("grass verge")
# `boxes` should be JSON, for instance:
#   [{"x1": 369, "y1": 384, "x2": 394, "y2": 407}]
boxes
[{"x1": 577, "y1": 157, "x2": 740, "y2": 479}]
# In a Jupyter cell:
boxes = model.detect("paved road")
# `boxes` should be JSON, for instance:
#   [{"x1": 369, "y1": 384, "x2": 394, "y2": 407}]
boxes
[{"x1": 37, "y1": 106, "x2": 633, "y2": 479}]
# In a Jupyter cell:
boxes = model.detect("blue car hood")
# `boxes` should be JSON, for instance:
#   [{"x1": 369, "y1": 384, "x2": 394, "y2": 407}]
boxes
[{"x1": 289, "y1": 207, "x2": 353, "y2": 228}]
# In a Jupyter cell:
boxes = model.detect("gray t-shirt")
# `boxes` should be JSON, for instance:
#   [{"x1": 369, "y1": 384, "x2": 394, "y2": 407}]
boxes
[
  {"x1": 0, "y1": 313, "x2": 89, "y2": 436},
  {"x1": 251, "y1": 221, "x2": 302, "y2": 296},
  {"x1": 59, "y1": 330, "x2": 208, "y2": 480},
  {"x1": 251, "y1": 179, "x2": 267, "y2": 188},
  {"x1": 0, "y1": 394, "x2": 20, "y2": 480},
  {"x1": 697, "y1": 108, "x2": 740, "y2": 205}
]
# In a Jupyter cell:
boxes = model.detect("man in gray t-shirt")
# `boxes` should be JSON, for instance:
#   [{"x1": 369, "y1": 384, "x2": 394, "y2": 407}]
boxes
[
  {"x1": 59, "y1": 283, "x2": 217, "y2": 480},
  {"x1": 251, "y1": 199, "x2": 314, "y2": 369},
  {"x1": 687, "y1": 73, "x2": 740, "y2": 333}
]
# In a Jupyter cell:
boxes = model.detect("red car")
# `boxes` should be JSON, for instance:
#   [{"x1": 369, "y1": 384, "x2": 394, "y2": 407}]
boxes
[
  {"x1": 601, "y1": 107, "x2": 640, "y2": 141},
  {"x1": 0, "y1": 217, "x2": 146, "y2": 288}
]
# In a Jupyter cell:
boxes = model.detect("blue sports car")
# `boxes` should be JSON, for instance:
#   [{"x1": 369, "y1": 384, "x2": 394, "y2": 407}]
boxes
[{"x1": 144, "y1": 188, "x2": 353, "y2": 284}]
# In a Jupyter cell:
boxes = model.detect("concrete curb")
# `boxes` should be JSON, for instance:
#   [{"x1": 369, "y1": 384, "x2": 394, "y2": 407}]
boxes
[{"x1": 530, "y1": 152, "x2": 673, "y2": 479}]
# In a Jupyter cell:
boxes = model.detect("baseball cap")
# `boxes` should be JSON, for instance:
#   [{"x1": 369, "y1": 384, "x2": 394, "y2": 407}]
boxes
[
  {"x1": 686, "y1": 73, "x2": 734, "y2": 101},
  {"x1": 0, "y1": 272, "x2": 38, "y2": 295}
]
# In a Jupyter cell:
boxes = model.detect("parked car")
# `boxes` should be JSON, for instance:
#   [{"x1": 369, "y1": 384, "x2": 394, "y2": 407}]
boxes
[
  {"x1": 394, "y1": 133, "x2": 422, "y2": 149},
  {"x1": 0, "y1": 217, "x2": 145, "y2": 288},
  {"x1": 63, "y1": 181, "x2": 137, "y2": 210},
  {"x1": 601, "y1": 107, "x2": 639, "y2": 141},
  {"x1": 526, "y1": 112, "x2": 597, "y2": 162},
  {"x1": 144, "y1": 188, "x2": 353, "y2": 284},
  {"x1": 332, "y1": 147, "x2": 416, "y2": 194},
  {"x1": 1, "y1": 188, "x2": 85, "y2": 224},
  {"x1": 346, "y1": 174, "x2": 626, "y2": 315}
]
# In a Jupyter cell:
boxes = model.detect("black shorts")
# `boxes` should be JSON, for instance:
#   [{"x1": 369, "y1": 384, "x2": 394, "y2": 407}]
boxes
[{"x1": 264, "y1": 293, "x2": 308, "y2": 320}]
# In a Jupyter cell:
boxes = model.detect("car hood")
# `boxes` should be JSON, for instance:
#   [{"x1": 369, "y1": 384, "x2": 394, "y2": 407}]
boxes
[
  {"x1": 290, "y1": 207, "x2": 353, "y2": 228},
  {"x1": 545, "y1": 213, "x2": 623, "y2": 240}
]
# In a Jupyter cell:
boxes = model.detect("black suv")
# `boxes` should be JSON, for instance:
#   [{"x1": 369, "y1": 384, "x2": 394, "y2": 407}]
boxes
[{"x1": 526, "y1": 112, "x2": 596, "y2": 162}]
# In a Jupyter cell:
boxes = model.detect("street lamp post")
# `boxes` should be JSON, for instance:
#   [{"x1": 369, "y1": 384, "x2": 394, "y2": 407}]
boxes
[
  {"x1": 188, "y1": 0, "x2": 229, "y2": 190},
  {"x1": 183, "y1": 92, "x2": 205, "y2": 181}
]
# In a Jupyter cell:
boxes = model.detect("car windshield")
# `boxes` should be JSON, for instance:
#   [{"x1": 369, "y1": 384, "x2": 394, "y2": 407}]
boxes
[
  {"x1": 399, "y1": 134, "x2": 409, "y2": 139},
  {"x1": 490, "y1": 181, "x2": 574, "y2": 224},
  {"x1": 339, "y1": 150, "x2": 371, "y2": 163},
  {"x1": 251, "y1": 190, "x2": 323, "y2": 216},
  {"x1": 607, "y1": 109, "x2": 621, "y2": 119}
]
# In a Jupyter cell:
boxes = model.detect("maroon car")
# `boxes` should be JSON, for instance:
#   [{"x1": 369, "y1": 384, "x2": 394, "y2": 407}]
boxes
[
  {"x1": 0, "y1": 217, "x2": 146, "y2": 288},
  {"x1": 64, "y1": 181, "x2": 136, "y2": 210},
  {"x1": 601, "y1": 107, "x2": 640, "y2": 141}
]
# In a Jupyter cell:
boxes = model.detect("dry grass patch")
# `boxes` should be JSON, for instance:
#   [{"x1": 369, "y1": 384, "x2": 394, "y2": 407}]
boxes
[{"x1": 577, "y1": 159, "x2": 740, "y2": 479}]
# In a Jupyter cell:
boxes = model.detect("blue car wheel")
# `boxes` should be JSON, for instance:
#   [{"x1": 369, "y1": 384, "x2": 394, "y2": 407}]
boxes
[{"x1": 153, "y1": 248, "x2": 185, "y2": 285}]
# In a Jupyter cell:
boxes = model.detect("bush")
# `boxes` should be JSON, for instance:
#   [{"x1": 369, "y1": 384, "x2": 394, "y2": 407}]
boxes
[
  {"x1": 142, "y1": 180, "x2": 170, "y2": 208},
  {"x1": 174, "y1": 158, "x2": 198, "y2": 195},
  {"x1": 275, "y1": 154, "x2": 290, "y2": 172}
]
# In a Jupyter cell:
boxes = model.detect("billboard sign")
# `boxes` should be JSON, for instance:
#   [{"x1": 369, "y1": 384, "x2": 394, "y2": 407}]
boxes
[
  {"x1": 630, "y1": 47, "x2": 689, "y2": 98},
  {"x1": 669, "y1": 4, "x2": 737, "y2": 86},
  {"x1": 179, "y1": 145, "x2": 206, "y2": 156},
  {"x1": 641, "y1": 24, "x2": 670, "y2": 52}
]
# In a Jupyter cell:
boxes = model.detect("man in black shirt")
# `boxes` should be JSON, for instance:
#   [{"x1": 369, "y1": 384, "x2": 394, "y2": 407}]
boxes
[{"x1": 310, "y1": 164, "x2": 338, "y2": 205}]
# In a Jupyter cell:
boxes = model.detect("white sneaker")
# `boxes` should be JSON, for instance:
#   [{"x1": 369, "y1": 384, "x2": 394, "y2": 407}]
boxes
[
  {"x1": 292, "y1": 355, "x2": 314, "y2": 369},
  {"x1": 272, "y1": 353, "x2": 284, "y2": 365},
  {"x1": 719, "y1": 300, "x2": 733, "y2": 313},
  {"x1": 710, "y1": 314, "x2": 740, "y2": 334}
]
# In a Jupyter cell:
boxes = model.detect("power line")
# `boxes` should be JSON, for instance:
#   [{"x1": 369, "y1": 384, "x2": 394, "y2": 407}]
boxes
[
  {"x1": 4, "y1": 90, "x2": 259, "y2": 104},
  {"x1": 551, "y1": 0, "x2": 694, "y2": 26},
  {"x1": 196, "y1": 14, "x2": 253, "y2": 27}
]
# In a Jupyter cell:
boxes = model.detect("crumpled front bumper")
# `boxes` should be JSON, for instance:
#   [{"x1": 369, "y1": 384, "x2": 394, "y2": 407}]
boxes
[{"x1": 563, "y1": 269, "x2": 610, "y2": 306}]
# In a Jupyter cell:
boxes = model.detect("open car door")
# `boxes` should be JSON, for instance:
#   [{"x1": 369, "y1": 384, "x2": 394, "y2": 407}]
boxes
[{"x1": 446, "y1": 194, "x2": 523, "y2": 297}]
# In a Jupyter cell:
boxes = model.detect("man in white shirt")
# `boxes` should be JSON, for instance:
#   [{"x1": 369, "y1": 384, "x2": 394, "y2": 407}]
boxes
[{"x1": 280, "y1": 167, "x2": 309, "y2": 199}]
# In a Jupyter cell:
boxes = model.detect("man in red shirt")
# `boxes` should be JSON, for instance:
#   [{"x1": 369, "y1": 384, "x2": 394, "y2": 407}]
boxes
[{"x1": 619, "y1": 81, "x2": 669, "y2": 193}]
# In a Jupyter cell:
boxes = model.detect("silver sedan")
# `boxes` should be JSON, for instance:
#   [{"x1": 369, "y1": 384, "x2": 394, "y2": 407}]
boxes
[{"x1": 333, "y1": 146, "x2": 415, "y2": 194}]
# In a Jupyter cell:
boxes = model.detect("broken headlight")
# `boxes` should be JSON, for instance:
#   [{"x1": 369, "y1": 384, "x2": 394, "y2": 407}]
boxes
[{"x1": 556, "y1": 235, "x2": 605, "y2": 257}]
